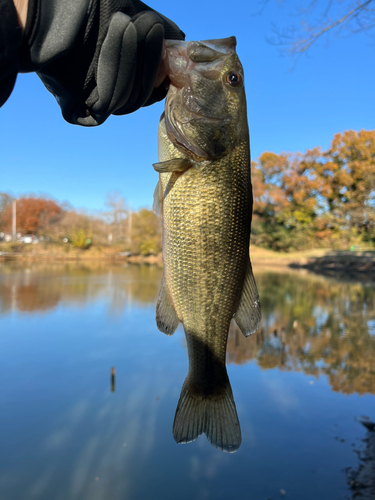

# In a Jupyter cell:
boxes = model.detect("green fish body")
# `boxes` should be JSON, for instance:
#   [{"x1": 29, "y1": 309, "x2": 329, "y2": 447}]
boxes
[{"x1": 153, "y1": 37, "x2": 261, "y2": 452}]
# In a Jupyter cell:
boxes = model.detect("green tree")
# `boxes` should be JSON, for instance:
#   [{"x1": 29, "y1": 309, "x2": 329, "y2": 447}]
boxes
[{"x1": 130, "y1": 208, "x2": 162, "y2": 255}]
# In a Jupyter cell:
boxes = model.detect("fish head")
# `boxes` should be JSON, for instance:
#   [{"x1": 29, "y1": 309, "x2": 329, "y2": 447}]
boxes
[{"x1": 164, "y1": 37, "x2": 247, "y2": 161}]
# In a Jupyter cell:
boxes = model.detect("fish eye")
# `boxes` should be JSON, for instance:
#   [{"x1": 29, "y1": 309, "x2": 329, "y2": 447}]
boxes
[{"x1": 226, "y1": 71, "x2": 242, "y2": 87}]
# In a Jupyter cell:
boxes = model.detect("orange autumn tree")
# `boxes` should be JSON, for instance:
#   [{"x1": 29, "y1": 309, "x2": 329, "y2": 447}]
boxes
[
  {"x1": 1, "y1": 197, "x2": 63, "y2": 236},
  {"x1": 316, "y1": 130, "x2": 375, "y2": 242},
  {"x1": 251, "y1": 129, "x2": 375, "y2": 251},
  {"x1": 251, "y1": 151, "x2": 325, "y2": 250}
]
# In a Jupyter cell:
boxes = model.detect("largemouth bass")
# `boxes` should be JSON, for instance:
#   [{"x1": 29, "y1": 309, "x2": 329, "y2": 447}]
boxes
[{"x1": 153, "y1": 37, "x2": 261, "y2": 453}]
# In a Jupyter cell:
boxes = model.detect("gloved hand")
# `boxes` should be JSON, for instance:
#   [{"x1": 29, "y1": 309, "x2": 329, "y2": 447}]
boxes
[
  {"x1": 19, "y1": 0, "x2": 185, "y2": 126},
  {"x1": 0, "y1": 0, "x2": 23, "y2": 108}
]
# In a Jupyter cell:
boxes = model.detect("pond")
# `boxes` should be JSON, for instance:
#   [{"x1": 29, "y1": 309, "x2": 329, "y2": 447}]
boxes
[{"x1": 0, "y1": 262, "x2": 374, "y2": 500}]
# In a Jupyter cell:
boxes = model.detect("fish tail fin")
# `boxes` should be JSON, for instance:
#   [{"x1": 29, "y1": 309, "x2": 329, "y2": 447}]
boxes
[{"x1": 173, "y1": 379, "x2": 241, "y2": 453}]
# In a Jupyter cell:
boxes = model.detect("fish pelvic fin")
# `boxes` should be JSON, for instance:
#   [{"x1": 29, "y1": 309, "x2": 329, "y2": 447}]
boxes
[
  {"x1": 152, "y1": 158, "x2": 192, "y2": 173},
  {"x1": 173, "y1": 378, "x2": 242, "y2": 453},
  {"x1": 234, "y1": 258, "x2": 261, "y2": 337},
  {"x1": 152, "y1": 180, "x2": 163, "y2": 217},
  {"x1": 156, "y1": 276, "x2": 179, "y2": 335}
]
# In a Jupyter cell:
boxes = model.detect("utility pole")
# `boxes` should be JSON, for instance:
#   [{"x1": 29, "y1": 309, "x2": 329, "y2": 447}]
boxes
[{"x1": 12, "y1": 200, "x2": 16, "y2": 241}]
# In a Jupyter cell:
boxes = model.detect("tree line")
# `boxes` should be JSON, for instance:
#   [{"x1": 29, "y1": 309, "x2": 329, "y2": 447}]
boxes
[
  {"x1": 1, "y1": 129, "x2": 374, "y2": 254},
  {"x1": 0, "y1": 191, "x2": 162, "y2": 255},
  {"x1": 251, "y1": 129, "x2": 375, "y2": 251}
]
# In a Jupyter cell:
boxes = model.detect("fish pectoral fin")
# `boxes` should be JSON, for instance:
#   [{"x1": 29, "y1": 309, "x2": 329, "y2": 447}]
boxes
[
  {"x1": 152, "y1": 158, "x2": 192, "y2": 173},
  {"x1": 152, "y1": 180, "x2": 163, "y2": 217},
  {"x1": 156, "y1": 277, "x2": 179, "y2": 335},
  {"x1": 234, "y1": 258, "x2": 261, "y2": 337}
]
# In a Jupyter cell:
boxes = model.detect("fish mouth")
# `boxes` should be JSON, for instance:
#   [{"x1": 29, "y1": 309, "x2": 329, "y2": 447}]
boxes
[
  {"x1": 164, "y1": 37, "x2": 237, "y2": 90},
  {"x1": 163, "y1": 37, "x2": 236, "y2": 160}
]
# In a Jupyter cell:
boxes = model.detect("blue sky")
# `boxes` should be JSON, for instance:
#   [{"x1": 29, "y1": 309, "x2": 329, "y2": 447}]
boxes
[{"x1": 1, "y1": 0, "x2": 374, "y2": 211}]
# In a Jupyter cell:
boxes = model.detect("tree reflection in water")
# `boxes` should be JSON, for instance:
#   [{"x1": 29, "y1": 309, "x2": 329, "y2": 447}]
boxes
[
  {"x1": 0, "y1": 262, "x2": 163, "y2": 314},
  {"x1": 227, "y1": 272, "x2": 375, "y2": 395},
  {"x1": 1, "y1": 263, "x2": 374, "y2": 396}
]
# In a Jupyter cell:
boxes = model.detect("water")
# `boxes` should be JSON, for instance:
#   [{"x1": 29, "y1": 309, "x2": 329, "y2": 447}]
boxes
[{"x1": 0, "y1": 262, "x2": 374, "y2": 500}]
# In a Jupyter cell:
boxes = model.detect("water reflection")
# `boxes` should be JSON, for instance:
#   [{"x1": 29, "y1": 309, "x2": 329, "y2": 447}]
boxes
[
  {"x1": 1, "y1": 263, "x2": 375, "y2": 498},
  {"x1": 1, "y1": 264, "x2": 375, "y2": 399},
  {"x1": 228, "y1": 273, "x2": 375, "y2": 396},
  {"x1": 0, "y1": 263, "x2": 163, "y2": 313}
]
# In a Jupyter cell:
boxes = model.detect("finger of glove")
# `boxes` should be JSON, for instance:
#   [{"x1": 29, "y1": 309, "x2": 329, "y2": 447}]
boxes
[
  {"x1": 142, "y1": 80, "x2": 168, "y2": 108},
  {"x1": 154, "y1": 12, "x2": 185, "y2": 40},
  {"x1": 92, "y1": 12, "x2": 137, "y2": 124},
  {"x1": 113, "y1": 11, "x2": 164, "y2": 115},
  {"x1": 114, "y1": 0, "x2": 185, "y2": 40}
]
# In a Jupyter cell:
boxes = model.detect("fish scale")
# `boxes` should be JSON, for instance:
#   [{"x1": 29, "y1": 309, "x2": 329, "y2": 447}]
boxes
[{"x1": 159, "y1": 129, "x2": 251, "y2": 387}]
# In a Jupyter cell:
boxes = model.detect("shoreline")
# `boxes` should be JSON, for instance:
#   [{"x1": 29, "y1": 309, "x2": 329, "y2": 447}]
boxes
[
  {"x1": 0, "y1": 250, "x2": 163, "y2": 265},
  {"x1": 1, "y1": 248, "x2": 375, "y2": 280},
  {"x1": 347, "y1": 429, "x2": 375, "y2": 499}
]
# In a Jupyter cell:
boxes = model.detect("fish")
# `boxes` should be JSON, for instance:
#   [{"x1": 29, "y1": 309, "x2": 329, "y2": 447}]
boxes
[{"x1": 152, "y1": 36, "x2": 261, "y2": 453}]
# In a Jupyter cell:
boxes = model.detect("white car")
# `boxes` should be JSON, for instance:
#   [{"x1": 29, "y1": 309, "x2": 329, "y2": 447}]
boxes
[{"x1": 20, "y1": 235, "x2": 39, "y2": 244}]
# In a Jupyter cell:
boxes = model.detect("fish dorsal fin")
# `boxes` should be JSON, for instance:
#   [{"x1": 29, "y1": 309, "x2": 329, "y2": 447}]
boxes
[
  {"x1": 234, "y1": 259, "x2": 261, "y2": 337},
  {"x1": 152, "y1": 180, "x2": 163, "y2": 217},
  {"x1": 156, "y1": 276, "x2": 179, "y2": 335},
  {"x1": 152, "y1": 158, "x2": 192, "y2": 173}
]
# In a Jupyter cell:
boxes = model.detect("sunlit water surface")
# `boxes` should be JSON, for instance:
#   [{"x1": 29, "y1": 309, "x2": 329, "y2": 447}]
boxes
[{"x1": 1, "y1": 262, "x2": 375, "y2": 500}]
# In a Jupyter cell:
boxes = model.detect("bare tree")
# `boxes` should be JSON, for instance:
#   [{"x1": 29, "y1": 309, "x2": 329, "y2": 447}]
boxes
[
  {"x1": 0, "y1": 192, "x2": 14, "y2": 233},
  {"x1": 0, "y1": 192, "x2": 13, "y2": 214},
  {"x1": 264, "y1": 0, "x2": 375, "y2": 55},
  {"x1": 104, "y1": 190, "x2": 129, "y2": 243}
]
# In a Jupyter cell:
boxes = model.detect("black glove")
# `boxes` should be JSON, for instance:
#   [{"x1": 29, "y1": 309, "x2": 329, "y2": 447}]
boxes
[
  {"x1": 0, "y1": 0, "x2": 23, "y2": 108},
  {"x1": 19, "y1": 0, "x2": 185, "y2": 126}
]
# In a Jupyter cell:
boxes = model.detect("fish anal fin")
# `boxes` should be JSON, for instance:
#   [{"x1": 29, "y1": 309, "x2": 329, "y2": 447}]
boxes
[
  {"x1": 234, "y1": 259, "x2": 261, "y2": 337},
  {"x1": 152, "y1": 158, "x2": 192, "y2": 173},
  {"x1": 156, "y1": 277, "x2": 179, "y2": 335},
  {"x1": 173, "y1": 378, "x2": 242, "y2": 453}
]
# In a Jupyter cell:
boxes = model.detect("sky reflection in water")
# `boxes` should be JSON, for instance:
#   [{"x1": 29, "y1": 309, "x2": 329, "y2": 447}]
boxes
[{"x1": 0, "y1": 263, "x2": 375, "y2": 500}]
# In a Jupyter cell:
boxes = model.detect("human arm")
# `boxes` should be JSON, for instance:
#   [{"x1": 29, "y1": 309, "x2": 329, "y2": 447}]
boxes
[{"x1": 12, "y1": 0, "x2": 28, "y2": 29}]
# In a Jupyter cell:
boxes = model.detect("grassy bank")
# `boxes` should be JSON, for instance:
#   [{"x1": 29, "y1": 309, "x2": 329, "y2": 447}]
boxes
[
  {"x1": 0, "y1": 241, "x2": 162, "y2": 264},
  {"x1": 1, "y1": 242, "x2": 375, "y2": 277},
  {"x1": 251, "y1": 246, "x2": 375, "y2": 278}
]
